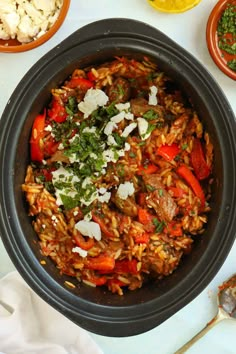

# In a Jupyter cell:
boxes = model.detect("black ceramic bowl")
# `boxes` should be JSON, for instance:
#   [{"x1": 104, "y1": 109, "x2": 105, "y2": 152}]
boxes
[{"x1": 1, "y1": 19, "x2": 236, "y2": 337}]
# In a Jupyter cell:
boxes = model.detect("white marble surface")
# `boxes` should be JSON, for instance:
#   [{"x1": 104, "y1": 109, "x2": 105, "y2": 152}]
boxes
[{"x1": 0, "y1": 1, "x2": 236, "y2": 353}]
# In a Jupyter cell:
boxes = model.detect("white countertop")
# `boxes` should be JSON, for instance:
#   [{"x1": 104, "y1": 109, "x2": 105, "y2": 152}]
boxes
[{"x1": 0, "y1": 1, "x2": 236, "y2": 353}]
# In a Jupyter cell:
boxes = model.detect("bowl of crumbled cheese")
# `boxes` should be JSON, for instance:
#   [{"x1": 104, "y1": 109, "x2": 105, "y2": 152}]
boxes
[{"x1": 0, "y1": 0, "x2": 70, "y2": 52}]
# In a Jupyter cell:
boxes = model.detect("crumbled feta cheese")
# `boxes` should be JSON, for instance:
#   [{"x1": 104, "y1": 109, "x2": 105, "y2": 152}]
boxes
[
  {"x1": 80, "y1": 191, "x2": 98, "y2": 207},
  {"x1": 117, "y1": 182, "x2": 135, "y2": 200},
  {"x1": 0, "y1": 1, "x2": 16, "y2": 15},
  {"x1": 110, "y1": 111, "x2": 125, "y2": 123},
  {"x1": 72, "y1": 246, "x2": 88, "y2": 258},
  {"x1": 82, "y1": 126, "x2": 97, "y2": 134},
  {"x1": 84, "y1": 212, "x2": 92, "y2": 221},
  {"x1": 44, "y1": 124, "x2": 52, "y2": 132},
  {"x1": 98, "y1": 187, "x2": 107, "y2": 194},
  {"x1": 82, "y1": 177, "x2": 91, "y2": 189},
  {"x1": 1, "y1": 12, "x2": 20, "y2": 39},
  {"x1": 115, "y1": 102, "x2": 130, "y2": 111},
  {"x1": 78, "y1": 89, "x2": 109, "y2": 118},
  {"x1": 75, "y1": 220, "x2": 102, "y2": 241},
  {"x1": 121, "y1": 122, "x2": 137, "y2": 138},
  {"x1": 32, "y1": 0, "x2": 57, "y2": 14},
  {"x1": 104, "y1": 121, "x2": 117, "y2": 136},
  {"x1": 102, "y1": 149, "x2": 118, "y2": 163},
  {"x1": 69, "y1": 134, "x2": 79, "y2": 144},
  {"x1": 98, "y1": 191, "x2": 111, "y2": 203},
  {"x1": 51, "y1": 166, "x2": 80, "y2": 206},
  {"x1": 89, "y1": 152, "x2": 97, "y2": 160},
  {"x1": 124, "y1": 142, "x2": 131, "y2": 151},
  {"x1": 68, "y1": 153, "x2": 78, "y2": 164},
  {"x1": 137, "y1": 117, "x2": 149, "y2": 137},
  {"x1": 124, "y1": 112, "x2": 134, "y2": 120},
  {"x1": 107, "y1": 135, "x2": 118, "y2": 146},
  {"x1": 0, "y1": 24, "x2": 10, "y2": 40},
  {"x1": 0, "y1": 0, "x2": 63, "y2": 43},
  {"x1": 58, "y1": 143, "x2": 64, "y2": 150},
  {"x1": 79, "y1": 163, "x2": 85, "y2": 170},
  {"x1": 148, "y1": 86, "x2": 158, "y2": 106}
]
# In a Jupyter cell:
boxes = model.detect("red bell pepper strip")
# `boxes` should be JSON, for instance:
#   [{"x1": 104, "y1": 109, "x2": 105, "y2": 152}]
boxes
[
  {"x1": 114, "y1": 259, "x2": 138, "y2": 274},
  {"x1": 85, "y1": 275, "x2": 107, "y2": 286},
  {"x1": 87, "y1": 71, "x2": 97, "y2": 82},
  {"x1": 164, "y1": 221, "x2": 183, "y2": 237},
  {"x1": 30, "y1": 109, "x2": 46, "y2": 162},
  {"x1": 134, "y1": 232, "x2": 150, "y2": 244},
  {"x1": 138, "y1": 208, "x2": 154, "y2": 225},
  {"x1": 85, "y1": 255, "x2": 115, "y2": 272},
  {"x1": 176, "y1": 164, "x2": 205, "y2": 207},
  {"x1": 157, "y1": 143, "x2": 180, "y2": 161},
  {"x1": 191, "y1": 138, "x2": 210, "y2": 180},
  {"x1": 168, "y1": 186, "x2": 185, "y2": 198},
  {"x1": 92, "y1": 212, "x2": 115, "y2": 238},
  {"x1": 44, "y1": 139, "x2": 60, "y2": 156},
  {"x1": 65, "y1": 77, "x2": 94, "y2": 90},
  {"x1": 41, "y1": 167, "x2": 56, "y2": 182},
  {"x1": 74, "y1": 232, "x2": 95, "y2": 250},
  {"x1": 48, "y1": 99, "x2": 67, "y2": 123},
  {"x1": 137, "y1": 163, "x2": 158, "y2": 175}
]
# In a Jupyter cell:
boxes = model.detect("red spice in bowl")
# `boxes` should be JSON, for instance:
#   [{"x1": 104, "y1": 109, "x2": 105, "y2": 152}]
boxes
[{"x1": 206, "y1": 0, "x2": 236, "y2": 80}]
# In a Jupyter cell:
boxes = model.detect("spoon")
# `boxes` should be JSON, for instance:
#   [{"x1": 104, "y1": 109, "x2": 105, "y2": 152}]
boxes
[{"x1": 174, "y1": 274, "x2": 236, "y2": 354}]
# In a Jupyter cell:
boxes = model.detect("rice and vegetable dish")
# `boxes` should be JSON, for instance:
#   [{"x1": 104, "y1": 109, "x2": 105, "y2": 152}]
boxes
[{"x1": 22, "y1": 56, "x2": 213, "y2": 295}]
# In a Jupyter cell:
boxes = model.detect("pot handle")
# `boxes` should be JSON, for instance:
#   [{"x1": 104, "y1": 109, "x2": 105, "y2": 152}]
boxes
[{"x1": 58, "y1": 18, "x2": 177, "y2": 51}]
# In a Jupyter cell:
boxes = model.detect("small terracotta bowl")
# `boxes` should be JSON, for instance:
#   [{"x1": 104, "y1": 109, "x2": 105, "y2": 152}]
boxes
[
  {"x1": 206, "y1": 0, "x2": 236, "y2": 81},
  {"x1": 0, "y1": 0, "x2": 70, "y2": 53}
]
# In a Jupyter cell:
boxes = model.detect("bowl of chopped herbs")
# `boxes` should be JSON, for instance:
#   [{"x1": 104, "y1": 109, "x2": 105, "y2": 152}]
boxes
[{"x1": 206, "y1": 0, "x2": 236, "y2": 80}]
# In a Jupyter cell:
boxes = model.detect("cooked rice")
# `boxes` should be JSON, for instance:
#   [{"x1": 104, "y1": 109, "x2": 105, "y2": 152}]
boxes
[{"x1": 22, "y1": 56, "x2": 213, "y2": 295}]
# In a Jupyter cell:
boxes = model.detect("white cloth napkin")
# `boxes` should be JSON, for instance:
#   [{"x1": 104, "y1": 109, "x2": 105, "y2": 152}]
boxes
[{"x1": 0, "y1": 271, "x2": 103, "y2": 354}]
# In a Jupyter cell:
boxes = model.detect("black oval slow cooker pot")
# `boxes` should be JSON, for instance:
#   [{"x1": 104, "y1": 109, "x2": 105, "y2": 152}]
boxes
[{"x1": 0, "y1": 19, "x2": 236, "y2": 337}]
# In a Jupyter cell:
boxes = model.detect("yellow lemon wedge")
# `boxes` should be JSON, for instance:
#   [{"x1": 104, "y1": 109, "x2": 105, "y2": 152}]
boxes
[{"x1": 147, "y1": 0, "x2": 202, "y2": 13}]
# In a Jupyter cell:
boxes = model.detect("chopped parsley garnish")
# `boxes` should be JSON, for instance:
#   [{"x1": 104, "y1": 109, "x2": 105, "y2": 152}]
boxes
[
  {"x1": 152, "y1": 218, "x2": 166, "y2": 233},
  {"x1": 137, "y1": 141, "x2": 146, "y2": 146},
  {"x1": 129, "y1": 151, "x2": 136, "y2": 158},
  {"x1": 51, "y1": 118, "x2": 77, "y2": 142},
  {"x1": 217, "y1": 5, "x2": 236, "y2": 36},
  {"x1": 65, "y1": 96, "x2": 78, "y2": 116},
  {"x1": 60, "y1": 194, "x2": 80, "y2": 210},
  {"x1": 146, "y1": 184, "x2": 156, "y2": 192},
  {"x1": 116, "y1": 163, "x2": 125, "y2": 177},
  {"x1": 113, "y1": 132, "x2": 126, "y2": 148},
  {"x1": 174, "y1": 154, "x2": 182, "y2": 162},
  {"x1": 217, "y1": 4, "x2": 236, "y2": 70},
  {"x1": 89, "y1": 103, "x2": 119, "y2": 128},
  {"x1": 145, "y1": 123, "x2": 156, "y2": 136},
  {"x1": 181, "y1": 143, "x2": 188, "y2": 150},
  {"x1": 143, "y1": 110, "x2": 159, "y2": 120},
  {"x1": 227, "y1": 59, "x2": 236, "y2": 72}
]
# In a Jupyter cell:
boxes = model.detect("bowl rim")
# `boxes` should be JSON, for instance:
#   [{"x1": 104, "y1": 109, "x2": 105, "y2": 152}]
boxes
[
  {"x1": 0, "y1": 0, "x2": 71, "y2": 53},
  {"x1": 206, "y1": 0, "x2": 236, "y2": 81},
  {"x1": 1, "y1": 18, "x2": 236, "y2": 336}
]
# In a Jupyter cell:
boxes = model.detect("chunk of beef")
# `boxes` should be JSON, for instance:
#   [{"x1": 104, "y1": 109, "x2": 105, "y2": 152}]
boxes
[
  {"x1": 130, "y1": 98, "x2": 164, "y2": 119},
  {"x1": 107, "y1": 77, "x2": 131, "y2": 103},
  {"x1": 112, "y1": 193, "x2": 138, "y2": 217},
  {"x1": 143, "y1": 174, "x2": 177, "y2": 222}
]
